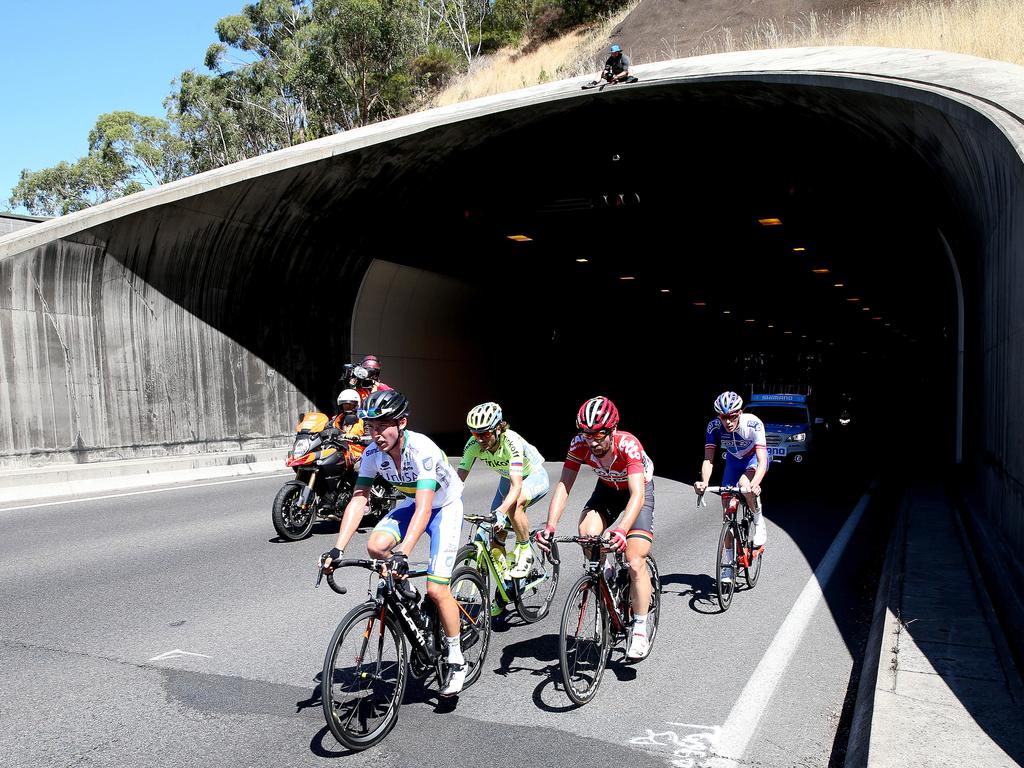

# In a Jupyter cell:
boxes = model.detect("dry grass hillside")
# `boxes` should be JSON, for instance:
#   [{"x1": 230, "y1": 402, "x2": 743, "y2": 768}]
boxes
[{"x1": 429, "y1": 0, "x2": 1024, "y2": 107}]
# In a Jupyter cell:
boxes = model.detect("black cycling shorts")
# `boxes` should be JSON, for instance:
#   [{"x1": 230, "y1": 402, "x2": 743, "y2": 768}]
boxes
[{"x1": 583, "y1": 479, "x2": 655, "y2": 543}]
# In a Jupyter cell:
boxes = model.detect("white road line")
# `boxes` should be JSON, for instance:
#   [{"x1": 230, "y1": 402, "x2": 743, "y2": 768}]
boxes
[
  {"x1": 0, "y1": 472, "x2": 291, "y2": 513},
  {"x1": 149, "y1": 649, "x2": 212, "y2": 662},
  {"x1": 708, "y1": 485, "x2": 875, "y2": 767}
]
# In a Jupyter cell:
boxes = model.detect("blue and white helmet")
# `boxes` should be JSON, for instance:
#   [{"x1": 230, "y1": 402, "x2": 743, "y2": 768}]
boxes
[{"x1": 713, "y1": 391, "x2": 744, "y2": 415}]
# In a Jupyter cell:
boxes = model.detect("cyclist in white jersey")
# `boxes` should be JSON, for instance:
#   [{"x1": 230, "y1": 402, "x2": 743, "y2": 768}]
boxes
[
  {"x1": 322, "y1": 389, "x2": 468, "y2": 696},
  {"x1": 694, "y1": 392, "x2": 768, "y2": 581}
]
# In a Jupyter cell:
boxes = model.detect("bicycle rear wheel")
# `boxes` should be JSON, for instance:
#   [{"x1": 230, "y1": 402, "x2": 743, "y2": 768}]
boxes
[
  {"x1": 322, "y1": 602, "x2": 407, "y2": 750},
  {"x1": 558, "y1": 574, "x2": 609, "y2": 706},
  {"x1": 742, "y1": 519, "x2": 763, "y2": 588},
  {"x1": 642, "y1": 555, "x2": 662, "y2": 653},
  {"x1": 514, "y1": 539, "x2": 560, "y2": 623},
  {"x1": 716, "y1": 521, "x2": 738, "y2": 612},
  {"x1": 450, "y1": 566, "x2": 491, "y2": 689}
]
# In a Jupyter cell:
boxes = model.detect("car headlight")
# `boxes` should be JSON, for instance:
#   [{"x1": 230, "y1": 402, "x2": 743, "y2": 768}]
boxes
[
  {"x1": 293, "y1": 437, "x2": 312, "y2": 455},
  {"x1": 788, "y1": 432, "x2": 806, "y2": 442}
]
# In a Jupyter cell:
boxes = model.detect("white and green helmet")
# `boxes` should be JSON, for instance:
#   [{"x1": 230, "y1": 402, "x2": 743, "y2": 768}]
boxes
[{"x1": 467, "y1": 402, "x2": 503, "y2": 432}]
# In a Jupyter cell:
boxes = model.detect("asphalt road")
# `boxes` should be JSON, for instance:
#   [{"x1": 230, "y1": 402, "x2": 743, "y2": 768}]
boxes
[{"x1": 1, "y1": 451, "x2": 892, "y2": 768}]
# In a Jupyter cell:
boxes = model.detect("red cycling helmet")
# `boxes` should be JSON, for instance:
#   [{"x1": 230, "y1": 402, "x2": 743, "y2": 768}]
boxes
[{"x1": 576, "y1": 396, "x2": 620, "y2": 431}]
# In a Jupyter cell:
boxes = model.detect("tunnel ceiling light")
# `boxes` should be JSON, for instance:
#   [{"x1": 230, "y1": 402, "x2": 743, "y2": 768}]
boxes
[
  {"x1": 783, "y1": 330, "x2": 793, "y2": 335},
  {"x1": 801, "y1": 334, "x2": 808, "y2": 338},
  {"x1": 758, "y1": 217, "x2": 783, "y2": 226},
  {"x1": 846, "y1": 297, "x2": 860, "y2": 302},
  {"x1": 620, "y1": 276, "x2": 635, "y2": 280},
  {"x1": 885, "y1": 322, "x2": 892, "y2": 327},
  {"x1": 833, "y1": 283, "x2": 844, "y2": 288},
  {"x1": 660, "y1": 289, "x2": 671, "y2": 293},
  {"x1": 507, "y1": 234, "x2": 533, "y2": 242},
  {"x1": 812, "y1": 268, "x2": 830, "y2": 274},
  {"x1": 872, "y1": 316, "x2": 883, "y2": 320},
  {"x1": 722, "y1": 310, "x2": 732, "y2": 314},
  {"x1": 816, "y1": 339, "x2": 823, "y2": 343},
  {"x1": 575, "y1": 258, "x2": 589, "y2": 263},
  {"x1": 767, "y1": 324, "x2": 775, "y2": 328},
  {"x1": 792, "y1": 246, "x2": 806, "y2": 252},
  {"x1": 693, "y1": 301, "x2": 707, "y2": 306},
  {"x1": 862, "y1": 307, "x2": 871, "y2": 312},
  {"x1": 745, "y1": 319, "x2": 756, "y2": 323}
]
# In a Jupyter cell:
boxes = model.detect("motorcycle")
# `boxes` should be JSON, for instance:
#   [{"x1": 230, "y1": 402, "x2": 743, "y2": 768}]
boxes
[{"x1": 272, "y1": 411, "x2": 400, "y2": 541}]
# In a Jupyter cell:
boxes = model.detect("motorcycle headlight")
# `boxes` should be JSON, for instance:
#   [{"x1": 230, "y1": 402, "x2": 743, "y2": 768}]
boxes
[
  {"x1": 293, "y1": 437, "x2": 312, "y2": 455},
  {"x1": 788, "y1": 432, "x2": 806, "y2": 442}
]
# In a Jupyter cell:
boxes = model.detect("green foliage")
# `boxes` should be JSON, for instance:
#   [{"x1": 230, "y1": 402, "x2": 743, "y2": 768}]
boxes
[
  {"x1": 9, "y1": 112, "x2": 185, "y2": 216},
  {"x1": 411, "y1": 44, "x2": 462, "y2": 88},
  {"x1": 10, "y1": 0, "x2": 550, "y2": 214}
]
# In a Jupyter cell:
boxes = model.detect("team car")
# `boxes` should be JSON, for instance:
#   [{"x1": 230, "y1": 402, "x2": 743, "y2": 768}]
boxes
[{"x1": 741, "y1": 393, "x2": 823, "y2": 466}]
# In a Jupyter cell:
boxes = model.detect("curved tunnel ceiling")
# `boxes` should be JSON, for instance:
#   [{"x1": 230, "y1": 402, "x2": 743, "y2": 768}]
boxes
[{"x1": 1, "y1": 47, "x2": 1023, "y2": 476}]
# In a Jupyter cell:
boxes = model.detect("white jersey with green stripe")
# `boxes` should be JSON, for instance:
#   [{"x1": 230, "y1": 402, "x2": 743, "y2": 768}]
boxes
[
  {"x1": 356, "y1": 430, "x2": 462, "y2": 506},
  {"x1": 458, "y1": 428, "x2": 544, "y2": 479}
]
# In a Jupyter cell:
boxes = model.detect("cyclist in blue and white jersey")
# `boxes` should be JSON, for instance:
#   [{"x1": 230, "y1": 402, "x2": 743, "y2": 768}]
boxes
[
  {"x1": 694, "y1": 392, "x2": 769, "y2": 580},
  {"x1": 322, "y1": 388, "x2": 468, "y2": 696}
]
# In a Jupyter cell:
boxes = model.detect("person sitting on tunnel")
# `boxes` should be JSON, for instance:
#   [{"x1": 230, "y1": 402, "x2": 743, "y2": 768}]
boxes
[
  {"x1": 534, "y1": 396, "x2": 656, "y2": 660},
  {"x1": 457, "y1": 402, "x2": 549, "y2": 601},
  {"x1": 321, "y1": 389, "x2": 469, "y2": 696},
  {"x1": 694, "y1": 391, "x2": 769, "y2": 583},
  {"x1": 594, "y1": 44, "x2": 632, "y2": 84}
]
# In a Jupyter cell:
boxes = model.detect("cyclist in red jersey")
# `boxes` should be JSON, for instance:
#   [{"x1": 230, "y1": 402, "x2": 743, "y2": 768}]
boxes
[{"x1": 536, "y1": 396, "x2": 656, "y2": 659}]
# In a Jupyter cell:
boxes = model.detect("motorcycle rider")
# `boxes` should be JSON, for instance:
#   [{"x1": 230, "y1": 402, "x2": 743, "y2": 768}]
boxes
[{"x1": 329, "y1": 389, "x2": 372, "y2": 467}]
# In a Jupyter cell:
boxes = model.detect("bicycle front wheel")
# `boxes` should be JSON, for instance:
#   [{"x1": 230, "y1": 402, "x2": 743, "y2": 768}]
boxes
[
  {"x1": 450, "y1": 566, "x2": 492, "y2": 690},
  {"x1": 514, "y1": 539, "x2": 560, "y2": 623},
  {"x1": 322, "y1": 602, "x2": 407, "y2": 751},
  {"x1": 558, "y1": 574, "x2": 609, "y2": 706},
  {"x1": 716, "y1": 521, "x2": 738, "y2": 612}
]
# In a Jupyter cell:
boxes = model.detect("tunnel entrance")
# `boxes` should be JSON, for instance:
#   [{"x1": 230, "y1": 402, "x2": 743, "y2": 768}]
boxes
[{"x1": 346, "y1": 81, "x2": 961, "y2": 478}]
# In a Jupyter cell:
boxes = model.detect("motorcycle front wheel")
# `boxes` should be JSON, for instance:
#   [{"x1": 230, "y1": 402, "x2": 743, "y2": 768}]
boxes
[{"x1": 271, "y1": 482, "x2": 316, "y2": 541}]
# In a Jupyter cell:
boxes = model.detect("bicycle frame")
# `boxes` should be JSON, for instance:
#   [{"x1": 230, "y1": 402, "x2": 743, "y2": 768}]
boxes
[
  {"x1": 559, "y1": 537, "x2": 632, "y2": 635},
  {"x1": 719, "y1": 491, "x2": 763, "y2": 567},
  {"x1": 464, "y1": 518, "x2": 553, "y2": 604}
]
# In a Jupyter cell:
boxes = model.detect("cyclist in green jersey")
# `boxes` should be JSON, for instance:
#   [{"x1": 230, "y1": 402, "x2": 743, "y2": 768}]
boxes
[{"x1": 458, "y1": 402, "x2": 549, "y2": 584}]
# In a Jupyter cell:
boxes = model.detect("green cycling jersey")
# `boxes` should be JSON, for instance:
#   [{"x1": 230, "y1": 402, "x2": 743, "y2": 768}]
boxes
[{"x1": 459, "y1": 428, "x2": 544, "y2": 479}]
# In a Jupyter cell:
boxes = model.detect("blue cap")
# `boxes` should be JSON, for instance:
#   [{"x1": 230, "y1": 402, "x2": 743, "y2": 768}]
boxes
[{"x1": 610, "y1": 44, "x2": 622, "y2": 53}]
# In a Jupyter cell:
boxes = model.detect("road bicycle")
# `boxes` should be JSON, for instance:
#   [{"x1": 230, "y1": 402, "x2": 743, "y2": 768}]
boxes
[
  {"x1": 317, "y1": 557, "x2": 490, "y2": 750},
  {"x1": 699, "y1": 485, "x2": 764, "y2": 611},
  {"x1": 553, "y1": 535, "x2": 661, "y2": 705},
  {"x1": 455, "y1": 512, "x2": 560, "y2": 622}
]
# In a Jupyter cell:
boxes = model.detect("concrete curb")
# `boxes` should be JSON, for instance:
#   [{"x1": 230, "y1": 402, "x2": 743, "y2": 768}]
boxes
[
  {"x1": 845, "y1": 493, "x2": 908, "y2": 768},
  {"x1": 0, "y1": 450, "x2": 289, "y2": 505}
]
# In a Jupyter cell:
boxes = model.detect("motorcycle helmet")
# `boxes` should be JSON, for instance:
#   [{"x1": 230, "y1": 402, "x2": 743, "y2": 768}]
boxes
[
  {"x1": 337, "y1": 389, "x2": 360, "y2": 409},
  {"x1": 360, "y1": 388, "x2": 410, "y2": 420}
]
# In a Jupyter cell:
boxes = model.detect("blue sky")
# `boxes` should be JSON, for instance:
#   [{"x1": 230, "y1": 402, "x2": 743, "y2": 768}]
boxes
[{"x1": 1, "y1": 0, "x2": 243, "y2": 212}]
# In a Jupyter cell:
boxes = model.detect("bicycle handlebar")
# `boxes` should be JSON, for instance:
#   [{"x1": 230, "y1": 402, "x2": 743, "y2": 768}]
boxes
[
  {"x1": 318, "y1": 557, "x2": 429, "y2": 595},
  {"x1": 696, "y1": 485, "x2": 762, "y2": 511}
]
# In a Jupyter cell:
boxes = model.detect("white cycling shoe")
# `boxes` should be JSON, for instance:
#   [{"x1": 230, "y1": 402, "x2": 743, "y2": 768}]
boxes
[
  {"x1": 440, "y1": 663, "x2": 467, "y2": 697},
  {"x1": 720, "y1": 565, "x2": 734, "y2": 584},
  {"x1": 508, "y1": 545, "x2": 535, "y2": 579},
  {"x1": 627, "y1": 630, "x2": 650, "y2": 660},
  {"x1": 753, "y1": 518, "x2": 767, "y2": 547}
]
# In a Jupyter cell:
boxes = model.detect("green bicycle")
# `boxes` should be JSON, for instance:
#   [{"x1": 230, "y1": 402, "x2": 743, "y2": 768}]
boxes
[{"x1": 455, "y1": 512, "x2": 560, "y2": 622}]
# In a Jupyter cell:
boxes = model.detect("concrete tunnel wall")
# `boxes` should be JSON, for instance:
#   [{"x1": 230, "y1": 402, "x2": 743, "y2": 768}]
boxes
[{"x1": 2, "y1": 46, "x2": 1024, "y2": 645}]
